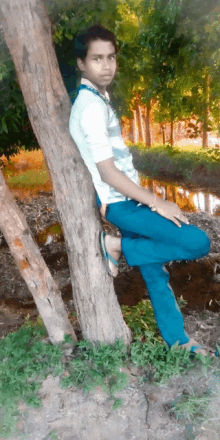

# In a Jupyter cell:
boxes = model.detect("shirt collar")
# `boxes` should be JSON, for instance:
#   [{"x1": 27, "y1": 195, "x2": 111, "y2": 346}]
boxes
[{"x1": 80, "y1": 78, "x2": 110, "y2": 102}]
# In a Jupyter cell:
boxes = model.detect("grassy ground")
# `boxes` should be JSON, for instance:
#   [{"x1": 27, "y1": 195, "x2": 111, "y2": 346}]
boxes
[
  {"x1": 1, "y1": 299, "x2": 219, "y2": 438},
  {"x1": 1, "y1": 149, "x2": 52, "y2": 199}
]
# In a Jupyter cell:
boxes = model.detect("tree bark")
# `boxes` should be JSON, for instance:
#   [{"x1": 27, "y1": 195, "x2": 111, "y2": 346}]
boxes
[
  {"x1": 0, "y1": 171, "x2": 76, "y2": 344},
  {"x1": 202, "y1": 72, "x2": 210, "y2": 148},
  {"x1": 145, "y1": 105, "x2": 151, "y2": 147},
  {"x1": 0, "y1": 0, "x2": 131, "y2": 345}
]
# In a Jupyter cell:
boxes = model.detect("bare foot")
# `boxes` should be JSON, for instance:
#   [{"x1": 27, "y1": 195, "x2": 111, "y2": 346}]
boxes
[
  {"x1": 180, "y1": 338, "x2": 215, "y2": 357},
  {"x1": 104, "y1": 235, "x2": 121, "y2": 277}
]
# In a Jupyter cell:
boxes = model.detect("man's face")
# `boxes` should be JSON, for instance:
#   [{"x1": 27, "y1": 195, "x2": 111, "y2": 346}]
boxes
[{"x1": 77, "y1": 39, "x2": 117, "y2": 93}]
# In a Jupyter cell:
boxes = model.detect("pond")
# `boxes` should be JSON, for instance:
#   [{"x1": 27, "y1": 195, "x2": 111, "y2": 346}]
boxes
[{"x1": 140, "y1": 176, "x2": 220, "y2": 217}]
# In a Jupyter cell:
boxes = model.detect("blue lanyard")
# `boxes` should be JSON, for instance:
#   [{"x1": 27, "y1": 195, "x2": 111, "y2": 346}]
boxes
[
  {"x1": 77, "y1": 84, "x2": 110, "y2": 104},
  {"x1": 76, "y1": 84, "x2": 118, "y2": 119}
]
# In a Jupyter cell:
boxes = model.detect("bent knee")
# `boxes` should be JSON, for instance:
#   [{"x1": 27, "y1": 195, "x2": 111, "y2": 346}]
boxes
[
  {"x1": 199, "y1": 231, "x2": 210, "y2": 256},
  {"x1": 187, "y1": 228, "x2": 210, "y2": 258}
]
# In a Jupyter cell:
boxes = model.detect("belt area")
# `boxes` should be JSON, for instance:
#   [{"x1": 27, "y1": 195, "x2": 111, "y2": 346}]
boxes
[
  {"x1": 100, "y1": 198, "x2": 131, "y2": 218},
  {"x1": 100, "y1": 203, "x2": 107, "y2": 219}
]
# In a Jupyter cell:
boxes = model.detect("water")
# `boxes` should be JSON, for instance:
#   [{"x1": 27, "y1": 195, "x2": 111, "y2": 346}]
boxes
[{"x1": 140, "y1": 176, "x2": 220, "y2": 216}]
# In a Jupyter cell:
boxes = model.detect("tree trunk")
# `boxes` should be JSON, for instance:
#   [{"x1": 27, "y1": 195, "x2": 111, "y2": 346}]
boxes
[
  {"x1": 170, "y1": 120, "x2": 174, "y2": 146},
  {"x1": 145, "y1": 105, "x2": 151, "y2": 147},
  {"x1": 0, "y1": 0, "x2": 131, "y2": 345},
  {"x1": 202, "y1": 72, "x2": 210, "y2": 148},
  {"x1": 172, "y1": 187, "x2": 176, "y2": 204},
  {"x1": 204, "y1": 193, "x2": 210, "y2": 214},
  {"x1": 164, "y1": 185, "x2": 168, "y2": 201},
  {"x1": 133, "y1": 109, "x2": 138, "y2": 144},
  {"x1": 160, "y1": 124, "x2": 166, "y2": 145},
  {"x1": 0, "y1": 171, "x2": 76, "y2": 344},
  {"x1": 137, "y1": 105, "x2": 146, "y2": 143}
]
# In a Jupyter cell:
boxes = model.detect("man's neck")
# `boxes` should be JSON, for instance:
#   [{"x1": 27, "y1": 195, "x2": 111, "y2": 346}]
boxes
[{"x1": 81, "y1": 77, "x2": 106, "y2": 96}]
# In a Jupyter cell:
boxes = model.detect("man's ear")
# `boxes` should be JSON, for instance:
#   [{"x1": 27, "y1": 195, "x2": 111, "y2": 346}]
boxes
[{"x1": 77, "y1": 58, "x2": 84, "y2": 72}]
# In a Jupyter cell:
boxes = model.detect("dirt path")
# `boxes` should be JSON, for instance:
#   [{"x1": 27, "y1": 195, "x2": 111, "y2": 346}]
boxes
[{"x1": 5, "y1": 356, "x2": 220, "y2": 440}]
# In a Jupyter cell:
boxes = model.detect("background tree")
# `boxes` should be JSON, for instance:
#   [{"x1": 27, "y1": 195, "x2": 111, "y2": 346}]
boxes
[
  {"x1": 0, "y1": 29, "x2": 39, "y2": 158},
  {"x1": 170, "y1": 0, "x2": 220, "y2": 146},
  {"x1": 133, "y1": 0, "x2": 220, "y2": 147},
  {"x1": 1, "y1": 0, "x2": 220, "y2": 153}
]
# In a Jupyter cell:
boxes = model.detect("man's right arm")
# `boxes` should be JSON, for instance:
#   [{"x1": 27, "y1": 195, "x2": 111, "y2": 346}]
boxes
[
  {"x1": 97, "y1": 157, "x2": 189, "y2": 227},
  {"x1": 97, "y1": 157, "x2": 155, "y2": 206}
]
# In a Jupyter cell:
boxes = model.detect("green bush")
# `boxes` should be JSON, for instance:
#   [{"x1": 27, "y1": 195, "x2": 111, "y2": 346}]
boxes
[
  {"x1": 129, "y1": 143, "x2": 220, "y2": 183},
  {"x1": 0, "y1": 70, "x2": 38, "y2": 159}
]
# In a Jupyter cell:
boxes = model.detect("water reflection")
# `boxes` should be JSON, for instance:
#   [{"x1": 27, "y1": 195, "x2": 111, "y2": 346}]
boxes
[{"x1": 140, "y1": 176, "x2": 220, "y2": 216}]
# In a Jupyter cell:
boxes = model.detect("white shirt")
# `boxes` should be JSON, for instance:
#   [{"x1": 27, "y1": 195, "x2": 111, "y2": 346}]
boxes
[{"x1": 69, "y1": 78, "x2": 140, "y2": 204}]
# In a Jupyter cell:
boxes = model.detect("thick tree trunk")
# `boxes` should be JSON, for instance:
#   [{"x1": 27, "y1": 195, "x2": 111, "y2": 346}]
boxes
[
  {"x1": 202, "y1": 73, "x2": 210, "y2": 148},
  {"x1": 0, "y1": 171, "x2": 76, "y2": 344},
  {"x1": 0, "y1": 0, "x2": 131, "y2": 345},
  {"x1": 145, "y1": 105, "x2": 151, "y2": 147}
]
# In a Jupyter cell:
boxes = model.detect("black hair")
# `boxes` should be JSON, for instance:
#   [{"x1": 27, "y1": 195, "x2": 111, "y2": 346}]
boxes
[{"x1": 74, "y1": 24, "x2": 119, "y2": 61}]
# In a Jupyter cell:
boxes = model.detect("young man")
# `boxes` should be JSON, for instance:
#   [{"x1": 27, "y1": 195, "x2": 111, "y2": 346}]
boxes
[{"x1": 69, "y1": 24, "x2": 215, "y2": 357}]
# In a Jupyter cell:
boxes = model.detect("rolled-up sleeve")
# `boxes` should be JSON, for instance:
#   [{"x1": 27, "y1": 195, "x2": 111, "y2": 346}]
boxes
[{"x1": 80, "y1": 101, "x2": 113, "y2": 163}]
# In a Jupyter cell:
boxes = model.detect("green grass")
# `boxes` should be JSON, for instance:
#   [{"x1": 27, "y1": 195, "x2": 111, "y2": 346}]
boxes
[
  {"x1": 60, "y1": 338, "x2": 129, "y2": 395},
  {"x1": 170, "y1": 389, "x2": 213, "y2": 425},
  {"x1": 0, "y1": 300, "x2": 217, "y2": 437},
  {"x1": 5, "y1": 161, "x2": 50, "y2": 188},
  {"x1": 127, "y1": 141, "x2": 220, "y2": 184},
  {"x1": 0, "y1": 316, "x2": 63, "y2": 437},
  {"x1": 122, "y1": 299, "x2": 163, "y2": 342}
]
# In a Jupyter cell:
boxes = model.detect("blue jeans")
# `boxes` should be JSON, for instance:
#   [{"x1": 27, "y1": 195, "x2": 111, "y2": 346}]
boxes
[{"x1": 98, "y1": 197, "x2": 210, "y2": 347}]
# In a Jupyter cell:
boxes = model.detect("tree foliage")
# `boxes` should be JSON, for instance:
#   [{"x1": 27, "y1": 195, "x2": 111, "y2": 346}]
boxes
[
  {"x1": 0, "y1": 36, "x2": 38, "y2": 158},
  {"x1": 1, "y1": 0, "x2": 220, "y2": 158}
]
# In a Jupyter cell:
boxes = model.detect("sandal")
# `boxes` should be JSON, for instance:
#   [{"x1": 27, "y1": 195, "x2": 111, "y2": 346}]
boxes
[
  {"x1": 100, "y1": 231, "x2": 119, "y2": 277},
  {"x1": 190, "y1": 345, "x2": 211, "y2": 356},
  {"x1": 180, "y1": 339, "x2": 218, "y2": 357}
]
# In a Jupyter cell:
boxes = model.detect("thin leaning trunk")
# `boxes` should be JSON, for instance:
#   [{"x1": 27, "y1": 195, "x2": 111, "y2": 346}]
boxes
[
  {"x1": 0, "y1": 0, "x2": 132, "y2": 345},
  {"x1": 0, "y1": 171, "x2": 76, "y2": 344}
]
